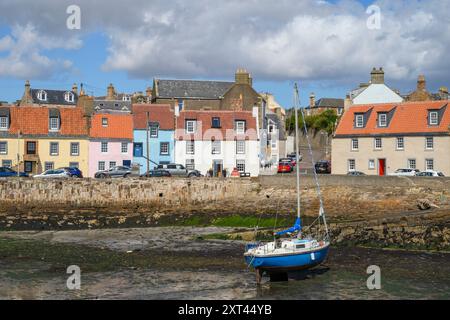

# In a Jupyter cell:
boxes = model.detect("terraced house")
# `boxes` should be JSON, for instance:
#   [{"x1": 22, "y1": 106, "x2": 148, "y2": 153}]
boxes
[
  {"x1": 332, "y1": 101, "x2": 450, "y2": 176},
  {"x1": 0, "y1": 82, "x2": 89, "y2": 174},
  {"x1": 88, "y1": 100, "x2": 133, "y2": 177},
  {"x1": 132, "y1": 104, "x2": 175, "y2": 174}
]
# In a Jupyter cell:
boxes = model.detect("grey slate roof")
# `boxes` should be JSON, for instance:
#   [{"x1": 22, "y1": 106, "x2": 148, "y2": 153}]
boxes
[
  {"x1": 315, "y1": 98, "x2": 344, "y2": 108},
  {"x1": 266, "y1": 113, "x2": 286, "y2": 140},
  {"x1": 31, "y1": 89, "x2": 78, "y2": 106},
  {"x1": 93, "y1": 100, "x2": 131, "y2": 113},
  {"x1": 155, "y1": 79, "x2": 234, "y2": 99}
]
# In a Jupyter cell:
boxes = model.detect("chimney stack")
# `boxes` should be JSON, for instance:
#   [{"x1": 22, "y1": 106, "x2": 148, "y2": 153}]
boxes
[
  {"x1": 309, "y1": 93, "x2": 316, "y2": 108},
  {"x1": 417, "y1": 75, "x2": 427, "y2": 91},
  {"x1": 370, "y1": 67, "x2": 385, "y2": 84},
  {"x1": 344, "y1": 94, "x2": 352, "y2": 112},
  {"x1": 106, "y1": 83, "x2": 116, "y2": 100},
  {"x1": 439, "y1": 86, "x2": 449, "y2": 100},
  {"x1": 20, "y1": 80, "x2": 33, "y2": 106},
  {"x1": 235, "y1": 68, "x2": 252, "y2": 86}
]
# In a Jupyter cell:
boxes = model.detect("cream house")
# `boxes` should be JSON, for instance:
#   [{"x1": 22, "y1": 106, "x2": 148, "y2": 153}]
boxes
[{"x1": 332, "y1": 101, "x2": 450, "y2": 176}]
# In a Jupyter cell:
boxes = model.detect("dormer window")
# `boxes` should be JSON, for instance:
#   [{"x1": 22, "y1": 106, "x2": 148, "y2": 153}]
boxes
[
  {"x1": 236, "y1": 121, "x2": 246, "y2": 134},
  {"x1": 102, "y1": 118, "x2": 108, "y2": 127},
  {"x1": 212, "y1": 117, "x2": 221, "y2": 128},
  {"x1": 49, "y1": 109, "x2": 60, "y2": 132},
  {"x1": 64, "y1": 91, "x2": 75, "y2": 103},
  {"x1": 186, "y1": 120, "x2": 196, "y2": 134},
  {"x1": 122, "y1": 95, "x2": 131, "y2": 102},
  {"x1": 0, "y1": 110, "x2": 9, "y2": 130},
  {"x1": 355, "y1": 114, "x2": 364, "y2": 128},
  {"x1": 37, "y1": 90, "x2": 47, "y2": 101},
  {"x1": 429, "y1": 111, "x2": 439, "y2": 126},
  {"x1": 378, "y1": 113, "x2": 387, "y2": 127}
]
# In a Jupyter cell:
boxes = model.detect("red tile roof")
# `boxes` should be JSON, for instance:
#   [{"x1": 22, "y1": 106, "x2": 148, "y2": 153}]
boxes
[
  {"x1": 90, "y1": 113, "x2": 133, "y2": 139},
  {"x1": 132, "y1": 104, "x2": 174, "y2": 130},
  {"x1": 7, "y1": 106, "x2": 88, "y2": 136},
  {"x1": 176, "y1": 110, "x2": 258, "y2": 141},
  {"x1": 335, "y1": 101, "x2": 450, "y2": 137}
]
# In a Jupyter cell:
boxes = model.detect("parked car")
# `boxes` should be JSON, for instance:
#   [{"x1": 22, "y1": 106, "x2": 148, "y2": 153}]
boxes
[
  {"x1": 140, "y1": 170, "x2": 172, "y2": 178},
  {"x1": 347, "y1": 171, "x2": 366, "y2": 176},
  {"x1": 416, "y1": 170, "x2": 445, "y2": 177},
  {"x1": 278, "y1": 162, "x2": 293, "y2": 174},
  {"x1": 0, "y1": 167, "x2": 29, "y2": 178},
  {"x1": 58, "y1": 167, "x2": 83, "y2": 178},
  {"x1": 315, "y1": 160, "x2": 331, "y2": 174},
  {"x1": 95, "y1": 166, "x2": 133, "y2": 179},
  {"x1": 287, "y1": 152, "x2": 303, "y2": 162},
  {"x1": 280, "y1": 157, "x2": 296, "y2": 167},
  {"x1": 388, "y1": 168, "x2": 420, "y2": 177},
  {"x1": 155, "y1": 164, "x2": 202, "y2": 178},
  {"x1": 33, "y1": 168, "x2": 71, "y2": 179}
]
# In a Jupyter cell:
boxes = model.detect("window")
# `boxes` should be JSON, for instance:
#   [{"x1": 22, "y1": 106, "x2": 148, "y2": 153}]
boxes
[
  {"x1": 212, "y1": 117, "x2": 221, "y2": 128},
  {"x1": 26, "y1": 141, "x2": 36, "y2": 155},
  {"x1": 64, "y1": 91, "x2": 74, "y2": 103},
  {"x1": 378, "y1": 113, "x2": 387, "y2": 127},
  {"x1": 70, "y1": 142, "x2": 80, "y2": 156},
  {"x1": 235, "y1": 121, "x2": 246, "y2": 134},
  {"x1": 355, "y1": 114, "x2": 364, "y2": 128},
  {"x1": 429, "y1": 111, "x2": 438, "y2": 125},
  {"x1": 408, "y1": 159, "x2": 417, "y2": 169},
  {"x1": 186, "y1": 140, "x2": 195, "y2": 155},
  {"x1": 37, "y1": 90, "x2": 47, "y2": 101},
  {"x1": 149, "y1": 123, "x2": 159, "y2": 138},
  {"x1": 122, "y1": 95, "x2": 131, "y2": 102},
  {"x1": 425, "y1": 159, "x2": 434, "y2": 171},
  {"x1": 101, "y1": 142, "x2": 108, "y2": 153},
  {"x1": 348, "y1": 159, "x2": 356, "y2": 171},
  {"x1": 133, "y1": 143, "x2": 143, "y2": 157},
  {"x1": 0, "y1": 116, "x2": 8, "y2": 130},
  {"x1": 160, "y1": 142, "x2": 169, "y2": 155},
  {"x1": 2, "y1": 160, "x2": 12, "y2": 168},
  {"x1": 212, "y1": 140, "x2": 221, "y2": 155},
  {"x1": 396, "y1": 137, "x2": 404, "y2": 150},
  {"x1": 109, "y1": 161, "x2": 116, "y2": 169},
  {"x1": 374, "y1": 138, "x2": 382, "y2": 150},
  {"x1": 425, "y1": 137, "x2": 434, "y2": 150},
  {"x1": 351, "y1": 139, "x2": 359, "y2": 151},
  {"x1": 369, "y1": 159, "x2": 375, "y2": 170},
  {"x1": 49, "y1": 117, "x2": 59, "y2": 131},
  {"x1": 186, "y1": 159, "x2": 195, "y2": 171},
  {"x1": 271, "y1": 139, "x2": 277, "y2": 150},
  {"x1": 121, "y1": 142, "x2": 128, "y2": 154},
  {"x1": 236, "y1": 160, "x2": 246, "y2": 173},
  {"x1": 178, "y1": 100, "x2": 184, "y2": 111},
  {"x1": 102, "y1": 118, "x2": 108, "y2": 127},
  {"x1": 236, "y1": 140, "x2": 245, "y2": 154},
  {"x1": 0, "y1": 141, "x2": 7, "y2": 154},
  {"x1": 44, "y1": 162, "x2": 54, "y2": 171},
  {"x1": 50, "y1": 142, "x2": 59, "y2": 156},
  {"x1": 186, "y1": 120, "x2": 196, "y2": 133},
  {"x1": 337, "y1": 108, "x2": 343, "y2": 116},
  {"x1": 69, "y1": 162, "x2": 79, "y2": 168},
  {"x1": 98, "y1": 161, "x2": 105, "y2": 171},
  {"x1": 24, "y1": 161, "x2": 33, "y2": 173}
]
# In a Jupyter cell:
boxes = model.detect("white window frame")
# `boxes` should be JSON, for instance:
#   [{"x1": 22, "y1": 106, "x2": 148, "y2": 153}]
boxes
[
  {"x1": 348, "y1": 159, "x2": 356, "y2": 171},
  {"x1": 149, "y1": 124, "x2": 159, "y2": 138},
  {"x1": 64, "y1": 91, "x2": 75, "y2": 103},
  {"x1": 236, "y1": 140, "x2": 245, "y2": 154},
  {"x1": 236, "y1": 160, "x2": 246, "y2": 173},
  {"x1": 378, "y1": 113, "x2": 387, "y2": 127},
  {"x1": 121, "y1": 142, "x2": 128, "y2": 154},
  {"x1": 429, "y1": 111, "x2": 438, "y2": 125},
  {"x1": 396, "y1": 137, "x2": 404, "y2": 150},
  {"x1": 355, "y1": 115, "x2": 364, "y2": 128},
  {"x1": 368, "y1": 159, "x2": 375, "y2": 170},
  {"x1": 425, "y1": 137, "x2": 434, "y2": 150},
  {"x1": 101, "y1": 142, "x2": 108, "y2": 153},
  {"x1": 49, "y1": 117, "x2": 60, "y2": 132},
  {"x1": 425, "y1": 159, "x2": 434, "y2": 171},
  {"x1": 186, "y1": 120, "x2": 196, "y2": 134},
  {"x1": 351, "y1": 139, "x2": 359, "y2": 151},
  {"x1": 408, "y1": 159, "x2": 417, "y2": 170},
  {"x1": 235, "y1": 121, "x2": 246, "y2": 134},
  {"x1": 49, "y1": 142, "x2": 59, "y2": 156},
  {"x1": 374, "y1": 137, "x2": 382, "y2": 150},
  {"x1": 37, "y1": 90, "x2": 47, "y2": 101},
  {"x1": 44, "y1": 162, "x2": 54, "y2": 171},
  {"x1": 109, "y1": 161, "x2": 116, "y2": 169},
  {"x1": 160, "y1": 142, "x2": 170, "y2": 156},
  {"x1": 98, "y1": 161, "x2": 105, "y2": 171},
  {"x1": 211, "y1": 140, "x2": 221, "y2": 155},
  {"x1": 186, "y1": 140, "x2": 195, "y2": 155},
  {"x1": 0, "y1": 116, "x2": 8, "y2": 130},
  {"x1": 70, "y1": 142, "x2": 80, "y2": 156},
  {"x1": 186, "y1": 159, "x2": 195, "y2": 171},
  {"x1": 0, "y1": 141, "x2": 7, "y2": 155}
]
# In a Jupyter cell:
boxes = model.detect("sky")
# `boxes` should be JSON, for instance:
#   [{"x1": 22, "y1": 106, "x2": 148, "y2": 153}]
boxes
[{"x1": 0, "y1": 0, "x2": 449, "y2": 108}]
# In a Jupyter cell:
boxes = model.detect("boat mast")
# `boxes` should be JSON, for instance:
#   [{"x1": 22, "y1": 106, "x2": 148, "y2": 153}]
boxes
[{"x1": 294, "y1": 83, "x2": 301, "y2": 220}]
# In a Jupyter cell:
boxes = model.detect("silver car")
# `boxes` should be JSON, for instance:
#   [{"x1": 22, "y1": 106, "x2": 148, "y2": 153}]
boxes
[
  {"x1": 156, "y1": 164, "x2": 201, "y2": 177},
  {"x1": 95, "y1": 166, "x2": 132, "y2": 179},
  {"x1": 33, "y1": 168, "x2": 71, "y2": 179}
]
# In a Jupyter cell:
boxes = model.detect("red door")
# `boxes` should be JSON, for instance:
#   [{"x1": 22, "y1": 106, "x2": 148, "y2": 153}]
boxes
[{"x1": 379, "y1": 159, "x2": 386, "y2": 176}]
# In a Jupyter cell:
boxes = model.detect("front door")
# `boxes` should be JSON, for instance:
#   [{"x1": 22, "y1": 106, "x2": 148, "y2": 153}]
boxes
[
  {"x1": 213, "y1": 160, "x2": 223, "y2": 177},
  {"x1": 24, "y1": 161, "x2": 35, "y2": 174},
  {"x1": 378, "y1": 159, "x2": 386, "y2": 176}
]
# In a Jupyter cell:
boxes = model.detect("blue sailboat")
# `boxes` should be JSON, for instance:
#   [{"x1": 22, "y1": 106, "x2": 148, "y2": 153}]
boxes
[{"x1": 244, "y1": 83, "x2": 330, "y2": 283}]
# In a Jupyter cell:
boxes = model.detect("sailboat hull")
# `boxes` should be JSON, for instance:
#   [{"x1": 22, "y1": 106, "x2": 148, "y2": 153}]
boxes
[{"x1": 245, "y1": 245, "x2": 329, "y2": 272}]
